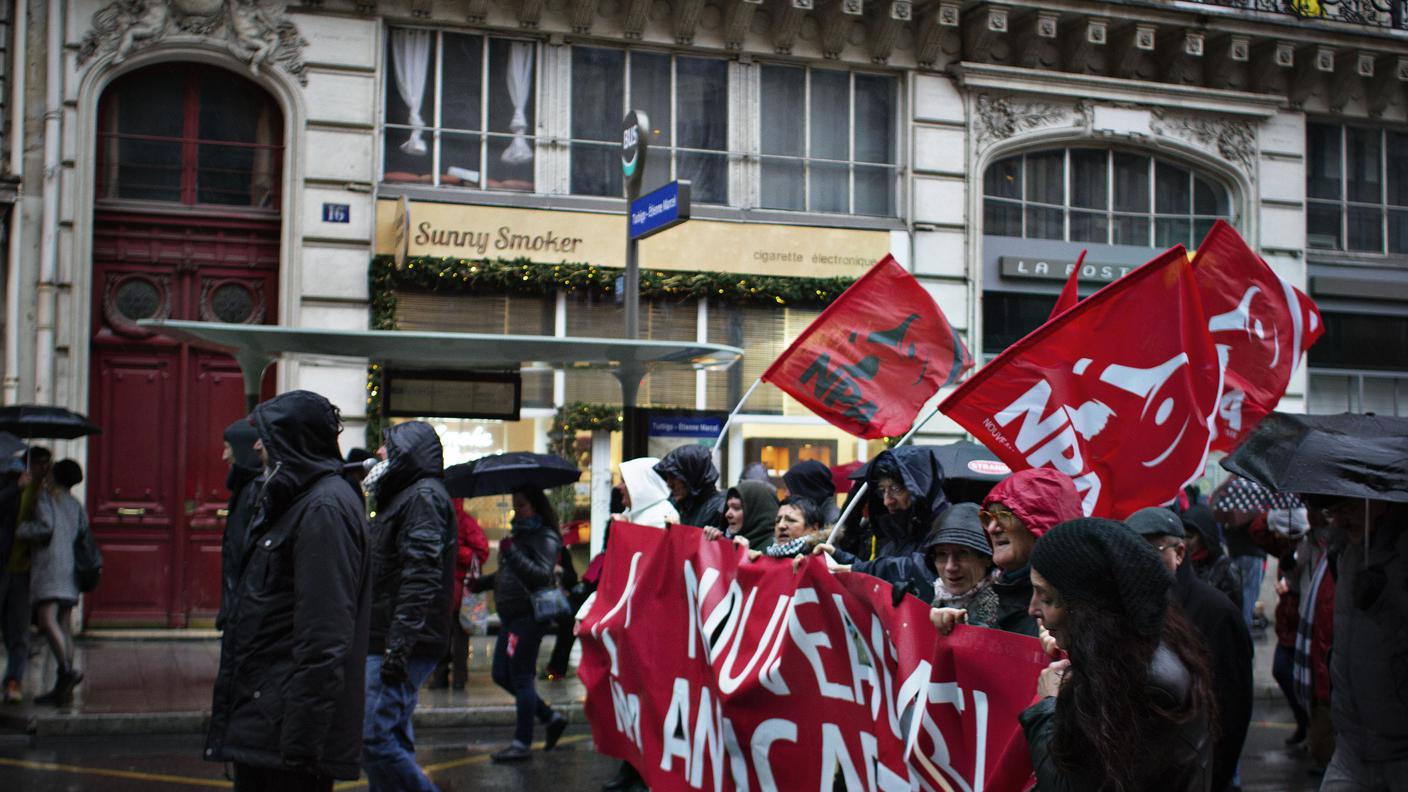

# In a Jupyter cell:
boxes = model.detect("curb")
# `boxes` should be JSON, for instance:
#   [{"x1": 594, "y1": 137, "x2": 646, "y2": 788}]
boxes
[{"x1": 1, "y1": 703, "x2": 587, "y2": 738}]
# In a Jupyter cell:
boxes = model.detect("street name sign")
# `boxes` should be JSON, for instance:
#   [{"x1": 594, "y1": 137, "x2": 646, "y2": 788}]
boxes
[{"x1": 629, "y1": 180, "x2": 691, "y2": 240}]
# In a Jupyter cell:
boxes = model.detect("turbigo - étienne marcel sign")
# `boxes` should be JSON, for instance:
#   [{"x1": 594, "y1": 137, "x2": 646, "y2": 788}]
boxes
[{"x1": 375, "y1": 200, "x2": 891, "y2": 278}]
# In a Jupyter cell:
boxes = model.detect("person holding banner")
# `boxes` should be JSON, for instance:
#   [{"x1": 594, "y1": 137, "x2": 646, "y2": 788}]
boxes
[
  {"x1": 1021, "y1": 518, "x2": 1216, "y2": 792},
  {"x1": 652, "y1": 445, "x2": 726, "y2": 529},
  {"x1": 614, "y1": 457, "x2": 678, "y2": 529},
  {"x1": 980, "y1": 469, "x2": 1084, "y2": 637},
  {"x1": 762, "y1": 497, "x2": 828, "y2": 558},
  {"x1": 709, "y1": 481, "x2": 777, "y2": 550},
  {"x1": 927, "y1": 503, "x2": 1000, "y2": 633},
  {"x1": 782, "y1": 459, "x2": 841, "y2": 527},
  {"x1": 819, "y1": 446, "x2": 949, "y2": 604}
]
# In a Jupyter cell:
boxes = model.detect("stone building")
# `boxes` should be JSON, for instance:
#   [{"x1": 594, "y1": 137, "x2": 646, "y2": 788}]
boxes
[{"x1": 0, "y1": 0, "x2": 1403, "y2": 624}]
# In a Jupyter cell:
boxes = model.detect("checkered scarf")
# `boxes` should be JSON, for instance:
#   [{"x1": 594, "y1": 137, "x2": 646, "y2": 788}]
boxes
[{"x1": 1293, "y1": 555, "x2": 1329, "y2": 705}]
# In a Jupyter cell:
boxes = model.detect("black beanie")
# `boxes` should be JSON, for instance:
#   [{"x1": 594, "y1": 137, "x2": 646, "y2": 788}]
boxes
[{"x1": 1030, "y1": 518, "x2": 1172, "y2": 638}]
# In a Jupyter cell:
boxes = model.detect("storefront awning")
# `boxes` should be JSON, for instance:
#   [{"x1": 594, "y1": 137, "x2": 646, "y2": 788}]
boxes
[{"x1": 138, "y1": 319, "x2": 743, "y2": 405}]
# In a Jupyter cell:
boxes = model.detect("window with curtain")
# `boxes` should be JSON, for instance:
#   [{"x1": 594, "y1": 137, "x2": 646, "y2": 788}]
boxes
[
  {"x1": 96, "y1": 63, "x2": 283, "y2": 210},
  {"x1": 569, "y1": 47, "x2": 729, "y2": 204},
  {"x1": 383, "y1": 28, "x2": 536, "y2": 192},
  {"x1": 983, "y1": 148, "x2": 1232, "y2": 247},
  {"x1": 1305, "y1": 122, "x2": 1408, "y2": 254},
  {"x1": 758, "y1": 65, "x2": 897, "y2": 217}
]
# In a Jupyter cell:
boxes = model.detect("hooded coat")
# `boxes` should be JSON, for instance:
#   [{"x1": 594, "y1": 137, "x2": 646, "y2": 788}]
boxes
[
  {"x1": 1175, "y1": 560, "x2": 1253, "y2": 792},
  {"x1": 654, "y1": 445, "x2": 726, "y2": 529},
  {"x1": 783, "y1": 460, "x2": 841, "y2": 526},
  {"x1": 1180, "y1": 504, "x2": 1243, "y2": 612},
  {"x1": 218, "y1": 419, "x2": 263, "y2": 630},
  {"x1": 367, "y1": 421, "x2": 457, "y2": 660},
  {"x1": 982, "y1": 468, "x2": 1083, "y2": 637},
  {"x1": 728, "y1": 481, "x2": 779, "y2": 550},
  {"x1": 619, "y1": 457, "x2": 679, "y2": 529},
  {"x1": 833, "y1": 446, "x2": 950, "y2": 604},
  {"x1": 205, "y1": 391, "x2": 371, "y2": 779}
]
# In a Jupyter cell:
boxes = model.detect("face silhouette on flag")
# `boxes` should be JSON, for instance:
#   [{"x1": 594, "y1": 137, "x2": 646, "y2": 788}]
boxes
[
  {"x1": 762, "y1": 255, "x2": 972, "y2": 439},
  {"x1": 941, "y1": 247, "x2": 1224, "y2": 518},
  {"x1": 1191, "y1": 221, "x2": 1324, "y2": 451}
]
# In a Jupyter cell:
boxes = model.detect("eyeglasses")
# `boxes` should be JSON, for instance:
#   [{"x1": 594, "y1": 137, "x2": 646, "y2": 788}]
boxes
[
  {"x1": 1152, "y1": 541, "x2": 1184, "y2": 554},
  {"x1": 979, "y1": 508, "x2": 1018, "y2": 527},
  {"x1": 878, "y1": 483, "x2": 908, "y2": 499}
]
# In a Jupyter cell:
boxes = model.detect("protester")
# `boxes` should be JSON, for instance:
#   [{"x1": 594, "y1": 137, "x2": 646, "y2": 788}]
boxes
[
  {"x1": 432, "y1": 504, "x2": 488, "y2": 690},
  {"x1": 1313, "y1": 495, "x2": 1408, "y2": 791},
  {"x1": 362, "y1": 422, "x2": 457, "y2": 791},
  {"x1": 1213, "y1": 479, "x2": 1268, "y2": 632},
  {"x1": 1181, "y1": 503, "x2": 1245, "y2": 612},
  {"x1": 1247, "y1": 508, "x2": 1311, "y2": 747},
  {"x1": 344, "y1": 447, "x2": 376, "y2": 502},
  {"x1": 1289, "y1": 506, "x2": 1338, "y2": 774},
  {"x1": 1128, "y1": 506, "x2": 1252, "y2": 792},
  {"x1": 616, "y1": 457, "x2": 678, "y2": 529},
  {"x1": 980, "y1": 468, "x2": 1082, "y2": 637},
  {"x1": 653, "y1": 445, "x2": 726, "y2": 528},
  {"x1": 740, "y1": 461, "x2": 776, "y2": 493},
  {"x1": 709, "y1": 480, "x2": 778, "y2": 550},
  {"x1": 763, "y1": 497, "x2": 827, "y2": 558},
  {"x1": 927, "y1": 503, "x2": 998, "y2": 633},
  {"x1": 19, "y1": 459, "x2": 87, "y2": 706},
  {"x1": 205, "y1": 391, "x2": 371, "y2": 792},
  {"x1": 218, "y1": 419, "x2": 263, "y2": 631},
  {"x1": 1022, "y1": 518, "x2": 1215, "y2": 792},
  {"x1": 2, "y1": 447, "x2": 49, "y2": 704},
  {"x1": 820, "y1": 446, "x2": 950, "y2": 603},
  {"x1": 782, "y1": 459, "x2": 841, "y2": 527},
  {"x1": 0, "y1": 455, "x2": 30, "y2": 704},
  {"x1": 469, "y1": 488, "x2": 568, "y2": 762}
]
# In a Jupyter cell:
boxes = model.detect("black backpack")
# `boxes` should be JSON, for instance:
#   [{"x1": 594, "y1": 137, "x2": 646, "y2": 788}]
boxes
[{"x1": 73, "y1": 521, "x2": 102, "y2": 593}]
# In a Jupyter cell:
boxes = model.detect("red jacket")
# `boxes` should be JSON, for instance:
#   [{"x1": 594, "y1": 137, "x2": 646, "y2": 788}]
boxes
[{"x1": 452, "y1": 504, "x2": 490, "y2": 612}]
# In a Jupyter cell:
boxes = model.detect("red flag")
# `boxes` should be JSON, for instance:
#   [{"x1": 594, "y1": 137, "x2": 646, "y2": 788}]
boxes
[
  {"x1": 1191, "y1": 221, "x2": 1324, "y2": 451},
  {"x1": 762, "y1": 255, "x2": 972, "y2": 439},
  {"x1": 940, "y1": 247, "x2": 1224, "y2": 518},
  {"x1": 1049, "y1": 249, "x2": 1087, "y2": 320}
]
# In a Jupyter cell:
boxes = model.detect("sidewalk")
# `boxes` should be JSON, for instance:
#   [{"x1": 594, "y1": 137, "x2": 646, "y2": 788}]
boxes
[{"x1": 0, "y1": 632, "x2": 585, "y2": 737}]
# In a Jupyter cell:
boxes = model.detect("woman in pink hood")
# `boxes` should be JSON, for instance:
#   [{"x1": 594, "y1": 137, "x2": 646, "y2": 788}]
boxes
[{"x1": 980, "y1": 468, "x2": 1083, "y2": 636}]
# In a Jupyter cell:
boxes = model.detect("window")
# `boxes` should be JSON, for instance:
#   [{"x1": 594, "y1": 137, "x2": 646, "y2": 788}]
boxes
[
  {"x1": 758, "y1": 65, "x2": 897, "y2": 216},
  {"x1": 1308, "y1": 311, "x2": 1408, "y2": 417},
  {"x1": 983, "y1": 149, "x2": 1231, "y2": 247},
  {"x1": 982, "y1": 292, "x2": 1058, "y2": 356},
  {"x1": 1306, "y1": 122, "x2": 1408, "y2": 253},
  {"x1": 570, "y1": 48, "x2": 729, "y2": 204},
  {"x1": 383, "y1": 29, "x2": 536, "y2": 191},
  {"x1": 96, "y1": 64, "x2": 283, "y2": 209},
  {"x1": 564, "y1": 296, "x2": 699, "y2": 407}
]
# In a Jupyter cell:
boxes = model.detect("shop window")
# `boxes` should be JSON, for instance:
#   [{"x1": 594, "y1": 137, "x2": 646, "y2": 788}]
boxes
[
  {"x1": 705, "y1": 303, "x2": 822, "y2": 414},
  {"x1": 982, "y1": 148, "x2": 1231, "y2": 247},
  {"x1": 383, "y1": 29, "x2": 536, "y2": 192},
  {"x1": 1305, "y1": 122, "x2": 1408, "y2": 254},
  {"x1": 96, "y1": 63, "x2": 283, "y2": 210},
  {"x1": 982, "y1": 292, "x2": 1057, "y2": 356},
  {"x1": 569, "y1": 47, "x2": 728, "y2": 204},
  {"x1": 758, "y1": 65, "x2": 898, "y2": 217},
  {"x1": 564, "y1": 296, "x2": 699, "y2": 407}
]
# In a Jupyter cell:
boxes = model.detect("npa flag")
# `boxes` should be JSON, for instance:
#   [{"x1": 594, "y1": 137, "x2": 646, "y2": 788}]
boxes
[
  {"x1": 761, "y1": 255, "x2": 972, "y2": 439},
  {"x1": 1190, "y1": 221, "x2": 1324, "y2": 451},
  {"x1": 1048, "y1": 249, "x2": 1087, "y2": 320},
  {"x1": 580, "y1": 521, "x2": 1049, "y2": 792},
  {"x1": 940, "y1": 247, "x2": 1225, "y2": 518}
]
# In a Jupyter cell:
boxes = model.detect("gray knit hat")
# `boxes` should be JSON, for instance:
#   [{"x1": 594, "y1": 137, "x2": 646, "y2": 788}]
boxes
[
  {"x1": 927, "y1": 503, "x2": 992, "y2": 559},
  {"x1": 1030, "y1": 518, "x2": 1173, "y2": 638}
]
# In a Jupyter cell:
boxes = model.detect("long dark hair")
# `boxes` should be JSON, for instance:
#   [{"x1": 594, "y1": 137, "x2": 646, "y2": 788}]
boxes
[
  {"x1": 516, "y1": 487, "x2": 559, "y2": 531},
  {"x1": 1051, "y1": 604, "x2": 1216, "y2": 792}
]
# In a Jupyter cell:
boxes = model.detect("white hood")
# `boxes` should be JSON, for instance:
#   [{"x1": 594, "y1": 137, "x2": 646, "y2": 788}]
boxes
[{"x1": 619, "y1": 456, "x2": 678, "y2": 529}]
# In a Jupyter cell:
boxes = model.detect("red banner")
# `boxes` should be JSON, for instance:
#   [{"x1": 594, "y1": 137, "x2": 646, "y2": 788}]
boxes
[
  {"x1": 761, "y1": 255, "x2": 972, "y2": 439},
  {"x1": 579, "y1": 522, "x2": 1047, "y2": 792},
  {"x1": 1190, "y1": 221, "x2": 1324, "y2": 451},
  {"x1": 939, "y1": 247, "x2": 1224, "y2": 518}
]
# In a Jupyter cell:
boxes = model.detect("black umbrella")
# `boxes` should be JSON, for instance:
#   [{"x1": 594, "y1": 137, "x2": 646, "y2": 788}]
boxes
[
  {"x1": 0, "y1": 432, "x2": 26, "y2": 459},
  {"x1": 847, "y1": 441, "x2": 1012, "y2": 505},
  {"x1": 1221, "y1": 412, "x2": 1408, "y2": 504},
  {"x1": 0, "y1": 405, "x2": 102, "y2": 440},
  {"x1": 444, "y1": 452, "x2": 581, "y2": 499}
]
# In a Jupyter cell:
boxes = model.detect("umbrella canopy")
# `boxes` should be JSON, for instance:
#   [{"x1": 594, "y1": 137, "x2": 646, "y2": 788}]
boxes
[
  {"x1": 1221, "y1": 412, "x2": 1408, "y2": 504},
  {"x1": 1210, "y1": 476, "x2": 1304, "y2": 512},
  {"x1": 444, "y1": 452, "x2": 581, "y2": 499},
  {"x1": 0, "y1": 432, "x2": 26, "y2": 459},
  {"x1": 0, "y1": 405, "x2": 102, "y2": 439},
  {"x1": 846, "y1": 441, "x2": 1012, "y2": 506}
]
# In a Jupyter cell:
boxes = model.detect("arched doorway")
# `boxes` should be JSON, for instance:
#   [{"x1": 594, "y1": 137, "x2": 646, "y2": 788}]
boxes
[{"x1": 86, "y1": 63, "x2": 282, "y2": 626}]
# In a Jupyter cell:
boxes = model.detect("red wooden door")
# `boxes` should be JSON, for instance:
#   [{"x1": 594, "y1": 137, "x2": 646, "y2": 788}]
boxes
[{"x1": 87, "y1": 213, "x2": 278, "y2": 626}]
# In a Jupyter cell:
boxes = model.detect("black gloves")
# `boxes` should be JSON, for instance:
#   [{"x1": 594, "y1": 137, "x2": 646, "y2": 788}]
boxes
[{"x1": 380, "y1": 649, "x2": 409, "y2": 686}]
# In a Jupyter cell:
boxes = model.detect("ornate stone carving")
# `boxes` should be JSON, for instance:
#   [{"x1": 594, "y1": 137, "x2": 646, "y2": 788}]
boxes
[
  {"x1": 1150, "y1": 110, "x2": 1256, "y2": 173},
  {"x1": 973, "y1": 94, "x2": 1075, "y2": 145},
  {"x1": 79, "y1": 0, "x2": 308, "y2": 85}
]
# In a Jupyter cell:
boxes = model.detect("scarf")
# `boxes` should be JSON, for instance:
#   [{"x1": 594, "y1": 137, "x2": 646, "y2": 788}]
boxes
[
  {"x1": 932, "y1": 575, "x2": 1000, "y2": 626},
  {"x1": 1293, "y1": 555, "x2": 1329, "y2": 705}
]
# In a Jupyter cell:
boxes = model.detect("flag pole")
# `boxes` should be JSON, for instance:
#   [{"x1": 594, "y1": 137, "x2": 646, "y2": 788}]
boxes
[
  {"x1": 824, "y1": 405, "x2": 943, "y2": 545},
  {"x1": 711, "y1": 376, "x2": 761, "y2": 459}
]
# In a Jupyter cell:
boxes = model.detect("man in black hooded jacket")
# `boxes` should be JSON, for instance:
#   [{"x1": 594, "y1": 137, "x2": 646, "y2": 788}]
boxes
[
  {"x1": 217, "y1": 419, "x2": 263, "y2": 631},
  {"x1": 783, "y1": 459, "x2": 841, "y2": 527},
  {"x1": 360, "y1": 421, "x2": 456, "y2": 791},
  {"x1": 654, "y1": 445, "x2": 726, "y2": 529},
  {"x1": 205, "y1": 391, "x2": 371, "y2": 792}
]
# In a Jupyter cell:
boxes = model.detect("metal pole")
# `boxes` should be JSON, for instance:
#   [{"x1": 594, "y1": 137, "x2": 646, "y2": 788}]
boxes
[
  {"x1": 712, "y1": 376, "x2": 760, "y2": 453},
  {"x1": 621, "y1": 111, "x2": 649, "y2": 457}
]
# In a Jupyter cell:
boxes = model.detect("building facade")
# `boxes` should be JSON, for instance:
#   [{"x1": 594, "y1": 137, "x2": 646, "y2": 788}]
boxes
[{"x1": 1, "y1": 0, "x2": 1404, "y2": 624}]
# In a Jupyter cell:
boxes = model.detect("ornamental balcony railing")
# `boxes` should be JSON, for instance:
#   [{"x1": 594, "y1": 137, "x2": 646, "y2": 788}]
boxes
[{"x1": 1184, "y1": 0, "x2": 1407, "y2": 31}]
